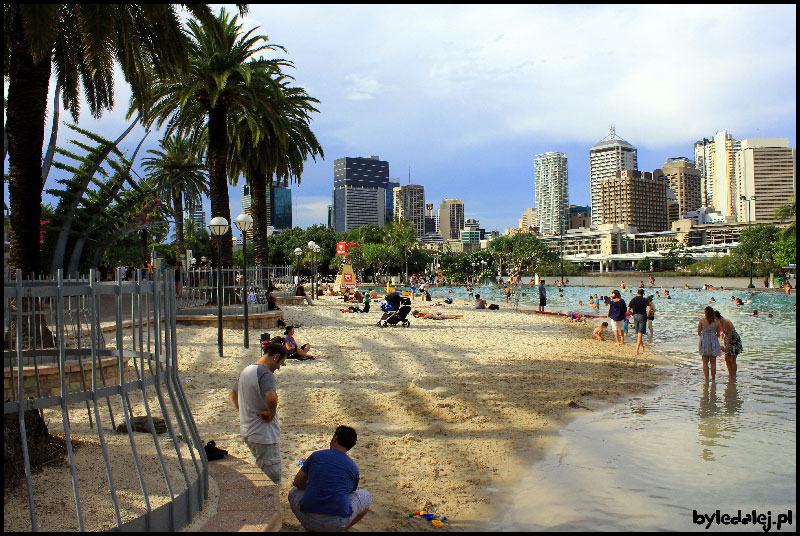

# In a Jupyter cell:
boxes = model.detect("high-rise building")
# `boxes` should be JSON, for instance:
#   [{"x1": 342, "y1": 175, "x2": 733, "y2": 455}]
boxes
[
  {"x1": 332, "y1": 156, "x2": 391, "y2": 233},
  {"x1": 734, "y1": 138, "x2": 796, "y2": 223},
  {"x1": 439, "y1": 199, "x2": 464, "y2": 240},
  {"x1": 653, "y1": 158, "x2": 702, "y2": 220},
  {"x1": 667, "y1": 188, "x2": 681, "y2": 227},
  {"x1": 333, "y1": 187, "x2": 386, "y2": 232},
  {"x1": 568, "y1": 205, "x2": 590, "y2": 229},
  {"x1": 386, "y1": 179, "x2": 401, "y2": 224},
  {"x1": 534, "y1": 151, "x2": 569, "y2": 235},
  {"x1": 392, "y1": 185, "x2": 426, "y2": 237},
  {"x1": 693, "y1": 131, "x2": 740, "y2": 217},
  {"x1": 184, "y1": 199, "x2": 206, "y2": 232},
  {"x1": 599, "y1": 170, "x2": 668, "y2": 232},
  {"x1": 518, "y1": 208, "x2": 537, "y2": 230},
  {"x1": 241, "y1": 184, "x2": 292, "y2": 234},
  {"x1": 590, "y1": 127, "x2": 637, "y2": 227}
]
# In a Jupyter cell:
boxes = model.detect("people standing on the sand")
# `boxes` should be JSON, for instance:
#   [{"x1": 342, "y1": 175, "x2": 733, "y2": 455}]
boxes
[
  {"x1": 229, "y1": 342, "x2": 288, "y2": 484},
  {"x1": 698, "y1": 306, "x2": 721, "y2": 383},
  {"x1": 608, "y1": 289, "x2": 627, "y2": 346},
  {"x1": 288, "y1": 426, "x2": 372, "y2": 532},
  {"x1": 628, "y1": 288, "x2": 649, "y2": 355}
]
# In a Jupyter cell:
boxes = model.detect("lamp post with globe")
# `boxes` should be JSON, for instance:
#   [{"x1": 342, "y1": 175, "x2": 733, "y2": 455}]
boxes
[
  {"x1": 235, "y1": 213, "x2": 253, "y2": 349},
  {"x1": 308, "y1": 241, "x2": 320, "y2": 299},
  {"x1": 294, "y1": 247, "x2": 303, "y2": 288},
  {"x1": 209, "y1": 217, "x2": 229, "y2": 357}
]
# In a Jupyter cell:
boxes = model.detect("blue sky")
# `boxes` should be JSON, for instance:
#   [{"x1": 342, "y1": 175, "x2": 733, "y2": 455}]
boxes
[{"x1": 5, "y1": 4, "x2": 797, "y2": 237}]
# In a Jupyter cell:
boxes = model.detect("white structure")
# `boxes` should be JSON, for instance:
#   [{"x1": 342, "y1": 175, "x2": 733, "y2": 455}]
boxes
[
  {"x1": 693, "y1": 131, "x2": 740, "y2": 217},
  {"x1": 184, "y1": 199, "x2": 206, "y2": 231},
  {"x1": 734, "y1": 138, "x2": 796, "y2": 223},
  {"x1": 685, "y1": 207, "x2": 729, "y2": 225},
  {"x1": 590, "y1": 126, "x2": 637, "y2": 227},
  {"x1": 439, "y1": 199, "x2": 464, "y2": 240},
  {"x1": 393, "y1": 185, "x2": 426, "y2": 236},
  {"x1": 534, "y1": 151, "x2": 569, "y2": 235}
]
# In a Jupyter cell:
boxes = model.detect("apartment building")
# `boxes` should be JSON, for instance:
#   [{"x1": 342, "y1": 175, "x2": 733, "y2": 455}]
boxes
[{"x1": 599, "y1": 170, "x2": 668, "y2": 232}]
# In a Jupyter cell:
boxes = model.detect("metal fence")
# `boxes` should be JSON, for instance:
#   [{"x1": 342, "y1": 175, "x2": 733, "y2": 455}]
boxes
[
  {"x1": 176, "y1": 265, "x2": 293, "y2": 309},
  {"x1": 4, "y1": 269, "x2": 207, "y2": 532}
]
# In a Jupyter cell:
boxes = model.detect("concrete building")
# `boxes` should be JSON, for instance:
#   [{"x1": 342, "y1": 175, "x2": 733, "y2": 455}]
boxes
[
  {"x1": 534, "y1": 151, "x2": 569, "y2": 235},
  {"x1": 333, "y1": 186, "x2": 386, "y2": 232},
  {"x1": 184, "y1": 199, "x2": 206, "y2": 232},
  {"x1": 653, "y1": 158, "x2": 702, "y2": 220},
  {"x1": 693, "y1": 131, "x2": 740, "y2": 217},
  {"x1": 439, "y1": 199, "x2": 464, "y2": 240},
  {"x1": 599, "y1": 170, "x2": 668, "y2": 232},
  {"x1": 734, "y1": 138, "x2": 796, "y2": 223},
  {"x1": 518, "y1": 208, "x2": 537, "y2": 231},
  {"x1": 460, "y1": 228, "x2": 481, "y2": 244},
  {"x1": 425, "y1": 204, "x2": 439, "y2": 234},
  {"x1": 590, "y1": 126, "x2": 637, "y2": 227},
  {"x1": 241, "y1": 183, "x2": 292, "y2": 235},
  {"x1": 568, "y1": 205, "x2": 590, "y2": 229},
  {"x1": 386, "y1": 179, "x2": 401, "y2": 224},
  {"x1": 684, "y1": 207, "x2": 729, "y2": 225},
  {"x1": 392, "y1": 184, "x2": 426, "y2": 237},
  {"x1": 332, "y1": 156, "x2": 391, "y2": 233}
]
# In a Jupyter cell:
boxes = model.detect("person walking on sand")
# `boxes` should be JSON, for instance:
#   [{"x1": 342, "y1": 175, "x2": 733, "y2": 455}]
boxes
[
  {"x1": 228, "y1": 342, "x2": 288, "y2": 484},
  {"x1": 698, "y1": 306, "x2": 721, "y2": 383},
  {"x1": 608, "y1": 289, "x2": 627, "y2": 346},
  {"x1": 715, "y1": 310, "x2": 743, "y2": 378},
  {"x1": 538, "y1": 279, "x2": 547, "y2": 312},
  {"x1": 288, "y1": 426, "x2": 372, "y2": 532},
  {"x1": 628, "y1": 288, "x2": 649, "y2": 355}
]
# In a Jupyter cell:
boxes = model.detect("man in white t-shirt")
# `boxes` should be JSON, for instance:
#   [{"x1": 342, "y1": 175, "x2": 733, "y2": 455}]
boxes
[{"x1": 229, "y1": 342, "x2": 288, "y2": 484}]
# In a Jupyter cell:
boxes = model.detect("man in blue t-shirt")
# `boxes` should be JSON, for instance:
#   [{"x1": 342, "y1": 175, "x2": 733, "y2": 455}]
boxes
[{"x1": 288, "y1": 426, "x2": 372, "y2": 532}]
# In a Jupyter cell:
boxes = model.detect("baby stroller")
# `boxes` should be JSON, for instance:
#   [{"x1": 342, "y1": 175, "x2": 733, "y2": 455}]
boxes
[{"x1": 376, "y1": 293, "x2": 412, "y2": 327}]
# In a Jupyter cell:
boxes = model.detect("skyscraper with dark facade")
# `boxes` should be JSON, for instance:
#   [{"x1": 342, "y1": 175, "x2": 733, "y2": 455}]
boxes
[{"x1": 332, "y1": 156, "x2": 392, "y2": 233}]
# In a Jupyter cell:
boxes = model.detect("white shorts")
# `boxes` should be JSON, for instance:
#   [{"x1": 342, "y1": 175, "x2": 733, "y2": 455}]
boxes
[{"x1": 610, "y1": 319, "x2": 625, "y2": 332}]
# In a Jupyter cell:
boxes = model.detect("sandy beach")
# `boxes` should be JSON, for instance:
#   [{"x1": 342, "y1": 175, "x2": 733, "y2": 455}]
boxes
[
  {"x1": 5, "y1": 296, "x2": 667, "y2": 532},
  {"x1": 183, "y1": 297, "x2": 666, "y2": 531}
]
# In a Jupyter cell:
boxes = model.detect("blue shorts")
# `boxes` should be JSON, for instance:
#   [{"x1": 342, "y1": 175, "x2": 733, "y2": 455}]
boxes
[{"x1": 633, "y1": 314, "x2": 647, "y2": 334}]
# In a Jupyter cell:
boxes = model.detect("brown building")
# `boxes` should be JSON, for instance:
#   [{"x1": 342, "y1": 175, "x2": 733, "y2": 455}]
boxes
[
  {"x1": 653, "y1": 158, "x2": 702, "y2": 220},
  {"x1": 568, "y1": 205, "x2": 590, "y2": 229},
  {"x1": 599, "y1": 170, "x2": 668, "y2": 232}
]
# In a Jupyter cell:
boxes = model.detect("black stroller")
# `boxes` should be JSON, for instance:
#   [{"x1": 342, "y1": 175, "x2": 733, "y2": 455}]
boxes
[{"x1": 376, "y1": 293, "x2": 412, "y2": 327}]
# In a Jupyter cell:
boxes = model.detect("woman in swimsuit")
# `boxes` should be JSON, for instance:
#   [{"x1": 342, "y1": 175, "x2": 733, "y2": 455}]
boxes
[
  {"x1": 697, "y1": 306, "x2": 721, "y2": 382},
  {"x1": 715, "y1": 311, "x2": 743, "y2": 378}
]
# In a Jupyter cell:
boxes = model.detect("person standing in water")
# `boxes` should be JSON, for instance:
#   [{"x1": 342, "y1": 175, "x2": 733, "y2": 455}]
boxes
[
  {"x1": 698, "y1": 306, "x2": 721, "y2": 383},
  {"x1": 715, "y1": 310, "x2": 743, "y2": 379}
]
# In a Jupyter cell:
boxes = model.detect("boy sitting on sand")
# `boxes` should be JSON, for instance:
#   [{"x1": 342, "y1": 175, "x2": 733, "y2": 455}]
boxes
[
  {"x1": 591, "y1": 322, "x2": 609, "y2": 340},
  {"x1": 288, "y1": 426, "x2": 371, "y2": 532}
]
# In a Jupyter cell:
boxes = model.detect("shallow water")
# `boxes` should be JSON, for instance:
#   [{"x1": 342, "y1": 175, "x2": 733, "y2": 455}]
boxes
[{"x1": 438, "y1": 283, "x2": 797, "y2": 531}]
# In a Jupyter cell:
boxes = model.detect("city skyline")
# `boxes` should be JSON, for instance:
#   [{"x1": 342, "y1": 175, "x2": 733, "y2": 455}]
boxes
[{"x1": 5, "y1": 4, "x2": 795, "y2": 237}]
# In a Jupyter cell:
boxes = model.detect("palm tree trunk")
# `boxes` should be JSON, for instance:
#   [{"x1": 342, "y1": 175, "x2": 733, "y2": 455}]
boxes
[
  {"x1": 207, "y1": 107, "x2": 233, "y2": 267},
  {"x1": 140, "y1": 229, "x2": 149, "y2": 265},
  {"x1": 6, "y1": 8, "x2": 52, "y2": 276},
  {"x1": 173, "y1": 190, "x2": 186, "y2": 261},
  {"x1": 250, "y1": 171, "x2": 270, "y2": 266}
]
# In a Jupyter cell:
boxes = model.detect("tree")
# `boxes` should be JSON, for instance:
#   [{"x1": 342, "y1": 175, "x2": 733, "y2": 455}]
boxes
[
  {"x1": 140, "y1": 7, "x2": 286, "y2": 268},
  {"x1": 508, "y1": 233, "x2": 558, "y2": 275},
  {"x1": 383, "y1": 218, "x2": 417, "y2": 282},
  {"x1": 142, "y1": 134, "x2": 209, "y2": 261},
  {"x1": 488, "y1": 235, "x2": 513, "y2": 277},
  {"x1": 4, "y1": 3, "x2": 217, "y2": 276},
  {"x1": 775, "y1": 195, "x2": 796, "y2": 238},
  {"x1": 736, "y1": 224, "x2": 780, "y2": 273}
]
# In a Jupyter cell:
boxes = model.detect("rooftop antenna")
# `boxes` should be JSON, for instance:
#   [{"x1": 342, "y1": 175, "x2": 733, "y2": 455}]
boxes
[
  {"x1": 609, "y1": 124, "x2": 616, "y2": 139},
  {"x1": 408, "y1": 166, "x2": 411, "y2": 185}
]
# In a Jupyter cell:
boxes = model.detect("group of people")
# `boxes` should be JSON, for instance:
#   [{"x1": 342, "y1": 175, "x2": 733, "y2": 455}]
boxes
[
  {"x1": 590, "y1": 288, "x2": 655, "y2": 355},
  {"x1": 229, "y1": 336, "x2": 369, "y2": 531},
  {"x1": 698, "y1": 307, "x2": 743, "y2": 382}
]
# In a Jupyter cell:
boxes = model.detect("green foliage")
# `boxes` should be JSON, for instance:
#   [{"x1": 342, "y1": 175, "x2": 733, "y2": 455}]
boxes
[
  {"x1": 635, "y1": 257, "x2": 652, "y2": 272},
  {"x1": 683, "y1": 256, "x2": 755, "y2": 277},
  {"x1": 736, "y1": 224, "x2": 780, "y2": 271}
]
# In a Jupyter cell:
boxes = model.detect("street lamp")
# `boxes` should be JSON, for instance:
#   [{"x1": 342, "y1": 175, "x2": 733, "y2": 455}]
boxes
[
  {"x1": 209, "y1": 216, "x2": 229, "y2": 357},
  {"x1": 294, "y1": 247, "x2": 303, "y2": 288},
  {"x1": 235, "y1": 213, "x2": 253, "y2": 349},
  {"x1": 308, "y1": 241, "x2": 320, "y2": 299},
  {"x1": 740, "y1": 195, "x2": 757, "y2": 288}
]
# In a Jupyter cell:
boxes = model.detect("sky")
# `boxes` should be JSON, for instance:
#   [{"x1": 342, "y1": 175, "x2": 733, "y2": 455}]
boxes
[{"x1": 5, "y1": 4, "x2": 797, "y2": 238}]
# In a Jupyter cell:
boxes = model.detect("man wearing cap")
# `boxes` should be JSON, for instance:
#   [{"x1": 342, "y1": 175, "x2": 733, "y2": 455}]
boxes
[{"x1": 229, "y1": 341, "x2": 288, "y2": 484}]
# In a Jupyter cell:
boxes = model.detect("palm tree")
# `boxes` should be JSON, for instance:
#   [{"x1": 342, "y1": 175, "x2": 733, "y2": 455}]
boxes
[
  {"x1": 228, "y1": 78, "x2": 323, "y2": 267},
  {"x1": 139, "y1": 8, "x2": 289, "y2": 268},
  {"x1": 142, "y1": 134, "x2": 209, "y2": 261},
  {"x1": 383, "y1": 218, "x2": 417, "y2": 283},
  {"x1": 775, "y1": 195, "x2": 796, "y2": 237},
  {"x1": 4, "y1": 4, "x2": 219, "y2": 277}
]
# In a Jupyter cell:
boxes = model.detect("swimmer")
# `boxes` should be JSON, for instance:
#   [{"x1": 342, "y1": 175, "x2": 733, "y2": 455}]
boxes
[
  {"x1": 710, "y1": 297, "x2": 716, "y2": 302},
  {"x1": 578, "y1": 300, "x2": 584, "y2": 306},
  {"x1": 752, "y1": 310, "x2": 759, "y2": 317}
]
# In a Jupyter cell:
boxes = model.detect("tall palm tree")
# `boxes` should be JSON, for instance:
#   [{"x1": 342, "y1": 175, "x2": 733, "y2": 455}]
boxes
[
  {"x1": 3, "y1": 4, "x2": 220, "y2": 277},
  {"x1": 139, "y1": 8, "x2": 289, "y2": 268},
  {"x1": 228, "y1": 78, "x2": 323, "y2": 267},
  {"x1": 142, "y1": 134, "x2": 209, "y2": 261},
  {"x1": 775, "y1": 195, "x2": 796, "y2": 237},
  {"x1": 383, "y1": 218, "x2": 417, "y2": 283}
]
